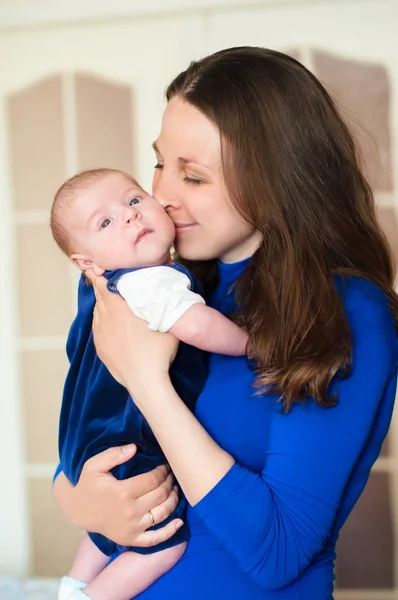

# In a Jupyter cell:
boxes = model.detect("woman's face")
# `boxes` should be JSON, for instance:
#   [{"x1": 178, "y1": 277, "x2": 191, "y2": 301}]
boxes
[{"x1": 152, "y1": 97, "x2": 262, "y2": 263}]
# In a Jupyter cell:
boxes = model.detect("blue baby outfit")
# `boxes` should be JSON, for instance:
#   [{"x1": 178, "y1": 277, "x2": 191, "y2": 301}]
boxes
[{"x1": 58, "y1": 263, "x2": 208, "y2": 556}]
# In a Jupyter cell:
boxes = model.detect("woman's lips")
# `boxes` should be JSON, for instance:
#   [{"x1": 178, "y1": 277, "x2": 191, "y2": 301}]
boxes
[{"x1": 174, "y1": 223, "x2": 196, "y2": 234}]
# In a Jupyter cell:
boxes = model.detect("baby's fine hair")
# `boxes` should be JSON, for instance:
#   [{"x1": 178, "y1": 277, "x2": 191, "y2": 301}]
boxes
[{"x1": 50, "y1": 168, "x2": 133, "y2": 255}]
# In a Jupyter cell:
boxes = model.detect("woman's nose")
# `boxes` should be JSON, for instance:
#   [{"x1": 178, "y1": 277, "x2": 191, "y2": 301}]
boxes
[{"x1": 152, "y1": 171, "x2": 179, "y2": 211}]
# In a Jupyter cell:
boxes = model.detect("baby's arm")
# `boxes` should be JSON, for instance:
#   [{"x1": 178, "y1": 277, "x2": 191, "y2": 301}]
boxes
[
  {"x1": 169, "y1": 304, "x2": 248, "y2": 356},
  {"x1": 116, "y1": 267, "x2": 248, "y2": 356}
]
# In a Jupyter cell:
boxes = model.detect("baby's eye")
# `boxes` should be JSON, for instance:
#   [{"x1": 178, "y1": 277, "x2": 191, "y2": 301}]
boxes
[
  {"x1": 101, "y1": 218, "x2": 111, "y2": 229},
  {"x1": 129, "y1": 197, "x2": 140, "y2": 206}
]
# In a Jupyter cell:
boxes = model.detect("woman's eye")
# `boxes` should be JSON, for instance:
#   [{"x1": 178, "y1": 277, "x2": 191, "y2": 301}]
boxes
[
  {"x1": 101, "y1": 218, "x2": 111, "y2": 229},
  {"x1": 129, "y1": 197, "x2": 140, "y2": 206},
  {"x1": 184, "y1": 176, "x2": 203, "y2": 185},
  {"x1": 154, "y1": 163, "x2": 164, "y2": 170}
]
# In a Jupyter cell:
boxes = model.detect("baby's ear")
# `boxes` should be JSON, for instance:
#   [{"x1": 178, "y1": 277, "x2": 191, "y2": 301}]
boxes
[
  {"x1": 70, "y1": 254, "x2": 104, "y2": 275},
  {"x1": 70, "y1": 253, "x2": 92, "y2": 272}
]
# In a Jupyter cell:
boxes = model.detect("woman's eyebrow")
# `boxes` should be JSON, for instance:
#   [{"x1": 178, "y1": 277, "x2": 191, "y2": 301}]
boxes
[
  {"x1": 153, "y1": 140, "x2": 211, "y2": 170},
  {"x1": 177, "y1": 157, "x2": 211, "y2": 170}
]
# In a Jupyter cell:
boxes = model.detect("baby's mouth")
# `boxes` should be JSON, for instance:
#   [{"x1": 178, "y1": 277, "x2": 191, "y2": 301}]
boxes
[{"x1": 135, "y1": 228, "x2": 153, "y2": 244}]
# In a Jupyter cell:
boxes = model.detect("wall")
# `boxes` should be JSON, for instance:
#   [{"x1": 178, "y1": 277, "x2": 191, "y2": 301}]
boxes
[{"x1": 0, "y1": 1, "x2": 397, "y2": 597}]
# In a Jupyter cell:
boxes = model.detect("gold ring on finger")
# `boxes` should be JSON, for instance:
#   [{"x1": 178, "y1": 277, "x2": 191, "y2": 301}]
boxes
[{"x1": 148, "y1": 509, "x2": 155, "y2": 527}]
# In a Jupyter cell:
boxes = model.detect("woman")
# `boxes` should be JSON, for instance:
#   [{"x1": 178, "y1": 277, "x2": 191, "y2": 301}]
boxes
[{"x1": 54, "y1": 47, "x2": 398, "y2": 598}]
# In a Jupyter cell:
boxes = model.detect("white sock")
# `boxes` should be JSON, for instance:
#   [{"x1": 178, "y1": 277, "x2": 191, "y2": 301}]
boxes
[
  {"x1": 70, "y1": 589, "x2": 91, "y2": 599},
  {"x1": 58, "y1": 576, "x2": 88, "y2": 600}
]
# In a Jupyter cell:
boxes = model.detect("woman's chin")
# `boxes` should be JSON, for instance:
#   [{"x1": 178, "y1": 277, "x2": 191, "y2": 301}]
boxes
[{"x1": 176, "y1": 244, "x2": 215, "y2": 262}]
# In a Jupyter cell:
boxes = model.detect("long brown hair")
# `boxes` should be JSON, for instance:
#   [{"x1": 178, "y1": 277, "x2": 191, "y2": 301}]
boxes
[{"x1": 167, "y1": 46, "x2": 398, "y2": 411}]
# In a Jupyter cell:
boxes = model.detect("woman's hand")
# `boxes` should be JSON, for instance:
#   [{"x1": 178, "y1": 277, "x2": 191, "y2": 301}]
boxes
[
  {"x1": 53, "y1": 444, "x2": 182, "y2": 547},
  {"x1": 87, "y1": 272, "x2": 178, "y2": 394}
]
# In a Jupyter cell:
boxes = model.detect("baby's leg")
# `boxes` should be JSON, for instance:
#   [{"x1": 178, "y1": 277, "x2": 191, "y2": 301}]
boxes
[
  {"x1": 69, "y1": 533, "x2": 110, "y2": 582},
  {"x1": 82, "y1": 542, "x2": 187, "y2": 600},
  {"x1": 58, "y1": 534, "x2": 109, "y2": 600}
]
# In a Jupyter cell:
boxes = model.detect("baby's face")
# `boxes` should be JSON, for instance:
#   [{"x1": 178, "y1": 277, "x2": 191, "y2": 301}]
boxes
[{"x1": 68, "y1": 173, "x2": 175, "y2": 273}]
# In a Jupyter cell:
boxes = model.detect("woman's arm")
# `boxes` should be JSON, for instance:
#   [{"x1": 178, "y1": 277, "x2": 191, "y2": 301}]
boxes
[
  {"x1": 89, "y1": 273, "x2": 397, "y2": 589},
  {"x1": 131, "y1": 374, "x2": 234, "y2": 505},
  {"x1": 192, "y1": 367, "x2": 397, "y2": 591},
  {"x1": 53, "y1": 445, "x2": 183, "y2": 548}
]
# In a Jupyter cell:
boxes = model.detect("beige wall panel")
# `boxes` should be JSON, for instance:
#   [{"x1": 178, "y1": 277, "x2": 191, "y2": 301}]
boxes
[
  {"x1": 8, "y1": 76, "x2": 66, "y2": 211},
  {"x1": 380, "y1": 434, "x2": 389, "y2": 457},
  {"x1": 377, "y1": 205, "x2": 398, "y2": 270},
  {"x1": 16, "y1": 224, "x2": 74, "y2": 337},
  {"x1": 335, "y1": 472, "x2": 393, "y2": 588},
  {"x1": 285, "y1": 49, "x2": 302, "y2": 62},
  {"x1": 21, "y1": 350, "x2": 68, "y2": 463},
  {"x1": 313, "y1": 52, "x2": 392, "y2": 192},
  {"x1": 75, "y1": 74, "x2": 134, "y2": 173},
  {"x1": 28, "y1": 478, "x2": 82, "y2": 577}
]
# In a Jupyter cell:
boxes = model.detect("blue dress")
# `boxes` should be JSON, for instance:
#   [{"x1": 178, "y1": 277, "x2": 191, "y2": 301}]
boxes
[{"x1": 121, "y1": 257, "x2": 398, "y2": 599}]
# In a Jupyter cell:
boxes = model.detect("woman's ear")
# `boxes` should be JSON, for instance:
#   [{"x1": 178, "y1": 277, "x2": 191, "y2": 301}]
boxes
[{"x1": 70, "y1": 254, "x2": 105, "y2": 276}]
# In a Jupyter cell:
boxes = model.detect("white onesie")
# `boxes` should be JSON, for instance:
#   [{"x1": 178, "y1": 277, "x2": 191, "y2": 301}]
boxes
[{"x1": 116, "y1": 266, "x2": 205, "y2": 333}]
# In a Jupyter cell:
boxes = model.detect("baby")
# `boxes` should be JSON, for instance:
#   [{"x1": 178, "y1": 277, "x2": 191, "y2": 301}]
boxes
[{"x1": 51, "y1": 168, "x2": 248, "y2": 600}]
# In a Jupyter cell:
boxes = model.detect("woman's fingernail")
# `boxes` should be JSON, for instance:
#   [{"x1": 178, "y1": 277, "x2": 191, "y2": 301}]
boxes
[
  {"x1": 175, "y1": 520, "x2": 183, "y2": 531},
  {"x1": 122, "y1": 444, "x2": 136, "y2": 454},
  {"x1": 173, "y1": 485, "x2": 178, "y2": 492}
]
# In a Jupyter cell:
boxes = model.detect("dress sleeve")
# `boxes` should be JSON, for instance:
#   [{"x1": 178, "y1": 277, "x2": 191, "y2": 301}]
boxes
[
  {"x1": 116, "y1": 267, "x2": 205, "y2": 333},
  {"x1": 193, "y1": 292, "x2": 398, "y2": 591}
]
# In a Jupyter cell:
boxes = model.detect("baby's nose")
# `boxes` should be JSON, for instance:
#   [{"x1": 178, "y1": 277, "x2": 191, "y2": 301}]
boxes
[{"x1": 125, "y1": 208, "x2": 141, "y2": 224}]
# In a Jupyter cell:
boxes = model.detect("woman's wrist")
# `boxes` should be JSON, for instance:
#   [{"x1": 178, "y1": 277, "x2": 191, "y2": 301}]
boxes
[{"x1": 125, "y1": 370, "x2": 172, "y2": 411}]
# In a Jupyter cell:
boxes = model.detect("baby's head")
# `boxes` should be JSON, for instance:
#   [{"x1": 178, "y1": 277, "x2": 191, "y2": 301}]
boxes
[{"x1": 51, "y1": 168, "x2": 175, "y2": 275}]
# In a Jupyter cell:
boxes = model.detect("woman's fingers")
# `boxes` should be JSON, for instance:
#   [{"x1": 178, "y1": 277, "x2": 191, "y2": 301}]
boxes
[
  {"x1": 84, "y1": 444, "x2": 137, "y2": 474},
  {"x1": 136, "y1": 484, "x2": 179, "y2": 540},
  {"x1": 109, "y1": 473, "x2": 178, "y2": 546},
  {"x1": 133, "y1": 519, "x2": 184, "y2": 548},
  {"x1": 85, "y1": 270, "x2": 106, "y2": 291},
  {"x1": 92, "y1": 273, "x2": 108, "y2": 293},
  {"x1": 86, "y1": 272, "x2": 116, "y2": 314},
  {"x1": 92, "y1": 305, "x2": 99, "y2": 329},
  {"x1": 136, "y1": 475, "x2": 177, "y2": 515},
  {"x1": 142, "y1": 485, "x2": 179, "y2": 527},
  {"x1": 120, "y1": 465, "x2": 172, "y2": 499}
]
